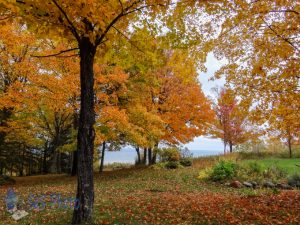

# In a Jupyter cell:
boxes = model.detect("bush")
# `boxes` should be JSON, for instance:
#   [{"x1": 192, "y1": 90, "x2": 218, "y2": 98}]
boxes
[
  {"x1": 262, "y1": 166, "x2": 287, "y2": 180},
  {"x1": 159, "y1": 147, "x2": 181, "y2": 162},
  {"x1": 288, "y1": 173, "x2": 300, "y2": 187},
  {"x1": 180, "y1": 158, "x2": 192, "y2": 167},
  {"x1": 209, "y1": 161, "x2": 237, "y2": 182},
  {"x1": 247, "y1": 162, "x2": 263, "y2": 174},
  {"x1": 165, "y1": 161, "x2": 180, "y2": 169}
]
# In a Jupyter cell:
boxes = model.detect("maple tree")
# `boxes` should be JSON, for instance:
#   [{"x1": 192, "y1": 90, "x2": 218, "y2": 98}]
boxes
[
  {"x1": 0, "y1": 23, "x2": 80, "y2": 175},
  {"x1": 211, "y1": 88, "x2": 253, "y2": 153},
  {"x1": 3, "y1": 1, "x2": 206, "y2": 222},
  {"x1": 1, "y1": 0, "x2": 298, "y2": 224},
  {"x1": 268, "y1": 94, "x2": 300, "y2": 158},
  {"x1": 208, "y1": 0, "x2": 299, "y2": 151}
]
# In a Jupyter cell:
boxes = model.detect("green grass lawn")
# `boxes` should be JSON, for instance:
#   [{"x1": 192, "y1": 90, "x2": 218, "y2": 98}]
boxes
[
  {"x1": 241, "y1": 158, "x2": 300, "y2": 176},
  {"x1": 0, "y1": 156, "x2": 299, "y2": 225}
]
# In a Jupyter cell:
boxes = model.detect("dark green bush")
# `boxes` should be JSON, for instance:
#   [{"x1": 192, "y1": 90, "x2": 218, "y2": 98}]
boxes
[
  {"x1": 180, "y1": 158, "x2": 192, "y2": 167},
  {"x1": 209, "y1": 161, "x2": 237, "y2": 181},
  {"x1": 288, "y1": 173, "x2": 300, "y2": 187},
  {"x1": 165, "y1": 161, "x2": 180, "y2": 169}
]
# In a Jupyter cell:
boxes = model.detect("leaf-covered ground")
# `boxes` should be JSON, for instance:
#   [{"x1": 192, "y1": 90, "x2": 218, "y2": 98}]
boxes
[{"x1": 0, "y1": 165, "x2": 299, "y2": 225}]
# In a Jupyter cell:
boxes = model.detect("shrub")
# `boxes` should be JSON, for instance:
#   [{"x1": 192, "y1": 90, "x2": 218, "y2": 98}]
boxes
[
  {"x1": 209, "y1": 161, "x2": 237, "y2": 182},
  {"x1": 288, "y1": 173, "x2": 300, "y2": 187},
  {"x1": 262, "y1": 166, "x2": 287, "y2": 180},
  {"x1": 247, "y1": 162, "x2": 263, "y2": 174},
  {"x1": 165, "y1": 161, "x2": 180, "y2": 169},
  {"x1": 180, "y1": 158, "x2": 192, "y2": 167},
  {"x1": 198, "y1": 168, "x2": 211, "y2": 180},
  {"x1": 159, "y1": 147, "x2": 181, "y2": 162}
]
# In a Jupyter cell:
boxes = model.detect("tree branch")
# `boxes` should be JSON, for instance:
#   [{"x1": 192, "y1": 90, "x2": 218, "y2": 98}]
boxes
[
  {"x1": 112, "y1": 26, "x2": 144, "y2": 53},
  {"x1": 268, "y1": 9, "x2": 299, "y2": 15},
  {"x1": 95, "y1": 0, "x2": 143, "y2": 46},
  {"x1": 31, "y1": 47, "x2": 79, "y2": 58},
  {"x1": 118, "y1": 0, "x2": 124, "y2": 13},
  {"x1": 262, "y1": 18, "x2": 300, "y2": 52},
  {"x1": 51, "y1": 0, "x2": 81, "y2": 42}
]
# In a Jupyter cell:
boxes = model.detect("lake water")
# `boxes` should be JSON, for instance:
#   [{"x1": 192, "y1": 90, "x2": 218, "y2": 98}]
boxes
[{"x1": 104, "y1": 147, "x2": 223, "y2": 165}]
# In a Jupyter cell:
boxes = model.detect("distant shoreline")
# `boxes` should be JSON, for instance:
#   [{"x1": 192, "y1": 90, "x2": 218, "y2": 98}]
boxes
[{"x1": 104, "y1": 148, "x2": 223, "y2": 165}]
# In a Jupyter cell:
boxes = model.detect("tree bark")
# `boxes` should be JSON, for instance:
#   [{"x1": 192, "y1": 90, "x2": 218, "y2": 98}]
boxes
[
  {"x1": 99, "y1": 142, "x2": 105, "y2": 173},
  {"x1": 151, "y1": 143, "x2": 158, "y2": 165},
  {"x1": 229, "y1": 142, "x2": 233, "y2": 153},
  {"x1": 135, "y1": 147, "x2": 141, "y2": 164},
  {"x1": 287, "y1": 137, "x2": 292, "y2": 158},
  {"x1": 143, "y1": 148, "x2": 147, "y2": 165},
  {"x1": 49, "y1": 150, "x2": 58, "y2": 173},
  {"x1": 20, "y1": 145, "x2": 24, "y2": 176},
  {"x1": 148, "y1": 148, "x2": 152, "y2": 165},
  {"x1": 151, "y1": 152, "x2": 157, "y2": 165},
  {"x1": 71, "y1": 150, "x2": 78, "y2": 176},
  {"x1": 72, "y1": 38, "x2": 96, "y2": 224},
  {"x1": 57, "y1": 151, "x2": 61, "y2": 173},
  {"x1": 43, "y1": 142, "x2": 48, "y2": 174},
  {"x1": 71, "y1": 112, "x2": 79, "y2": 176}
]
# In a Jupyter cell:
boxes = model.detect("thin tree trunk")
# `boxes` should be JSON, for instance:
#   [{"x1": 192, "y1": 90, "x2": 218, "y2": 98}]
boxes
[
  {"x1": 223, "y1": 140, "x2": 227, "y2": 155},
  {"x1": 20, "y1": 145, "x2": 24, "y2": 176},
  {"x1": 28, "y1": 152, "x2": 32, "y2": 176},
  {"x1": 288, "y1": 137, "x2": 292, "y2": 158},
  {"x1": 143, "y1": 148, "x2": 147, "y2": 165},
  {"x1": 148, "y1": 148, "x2": 152, "y2": 165},
  {"x1": 50, "y1": 150, "x2": 58, "y2": 173},
  {"x1": 43, "y1": 142, "x2": 48, "y2": 174},
  {"x1": 135, "y1": 147, "x2": 141, "y2": 164},
  {"x1": 10, "y1": 162, "x2": 13, "y2": 176},
  {"x1": 71, "y1": 112, "x2": 79, "y2": 176},
  {"x1": 229, "y1": 142, "x2": 233, "y2": 153},
  {"x1": 99, "y1": 142, "x2": 105, "y2": 173},
  {"x1": 151, "y1": 143, "x2": 158, "y2": 164},
  {"x1": 57, "y1": 151, "x2": 61, "y2": 173},
  {"x1": 72, "y1": 38, "x2": 96, "y2": 224},
  {"x1": 151, "y1": 152, "x2": 157, "y2": 164}
]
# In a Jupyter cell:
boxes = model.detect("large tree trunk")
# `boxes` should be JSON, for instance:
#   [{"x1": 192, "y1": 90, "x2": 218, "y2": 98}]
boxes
[
  {"x1": 99, "y1": 142, "x2": 105, "y2": 173},
  {"x1": 72, "y1": 38, "x2": 96, "y2": 224},
  {"x1": 71, "y1": 150, "x2": 78, "y2": 176}
]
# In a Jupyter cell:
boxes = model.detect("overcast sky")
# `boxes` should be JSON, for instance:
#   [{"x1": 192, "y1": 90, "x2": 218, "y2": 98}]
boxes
[{"x1": 184, "y1": 53, "x2": 226, "y2": 151}]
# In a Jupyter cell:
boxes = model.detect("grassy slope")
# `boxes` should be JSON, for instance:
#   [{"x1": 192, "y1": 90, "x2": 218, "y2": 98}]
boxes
[
  {"x1": 241, "y1": 158, "x2": 300, "y2": 175},
  {"x1": 0, "y1": 157, "x2": 299, "y2": 225}
]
